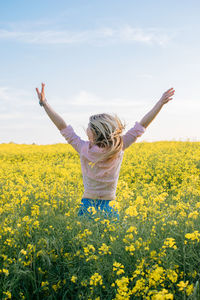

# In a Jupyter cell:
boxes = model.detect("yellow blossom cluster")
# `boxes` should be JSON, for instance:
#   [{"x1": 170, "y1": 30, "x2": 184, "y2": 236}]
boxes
[
  {"x1": 185, "y1": 230, "x2": 200, "y2": 242},
  {"x1": 90, "y1": 273, "x2": 103, "y2": 286},
  {"x1": 162, "y1": 238, "x2": 177, "y2": 250},
  {"x1": 98, "y1": 243, "x2": 111, "y2": 255},
  {"x1": 113, "y1": 261, "x2": 125, "y2": 275},
  {"x1": 0, "y1": 141, "x2": 199, "y2": 299}
]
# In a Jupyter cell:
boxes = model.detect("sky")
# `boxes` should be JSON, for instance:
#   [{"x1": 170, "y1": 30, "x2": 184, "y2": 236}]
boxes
[{"x1": 0, "y1": 0, "x2": 200, "y2": 144}]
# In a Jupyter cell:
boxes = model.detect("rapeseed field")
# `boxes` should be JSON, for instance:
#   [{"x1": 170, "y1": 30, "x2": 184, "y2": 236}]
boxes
[{"x1": 0, "y1": 141, "x2": 200, "y2": 299}]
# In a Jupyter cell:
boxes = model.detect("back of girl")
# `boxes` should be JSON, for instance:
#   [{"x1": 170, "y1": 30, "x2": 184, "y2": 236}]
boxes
[
  {"x1": 36, "y1": 83, "x2": 175, "y2": 222},
  {"x1": 60, "y1": 113, "x2": 146, "y2": 222}
]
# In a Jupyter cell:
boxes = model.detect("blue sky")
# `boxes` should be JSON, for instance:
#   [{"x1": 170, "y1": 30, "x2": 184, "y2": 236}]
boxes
[{"x1": 0, "y1": 0, "x2": 200, "y2": 144}]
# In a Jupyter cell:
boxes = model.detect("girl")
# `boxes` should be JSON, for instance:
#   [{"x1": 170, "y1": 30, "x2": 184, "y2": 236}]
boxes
[{"x1": 36, "y1": 83, "x2": 175, "y2": 222}]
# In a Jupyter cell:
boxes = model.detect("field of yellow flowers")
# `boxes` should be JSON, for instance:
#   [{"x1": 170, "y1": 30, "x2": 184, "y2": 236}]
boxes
[{"x1": 0, "y1": 141, "x2": 200, "y2": 299}]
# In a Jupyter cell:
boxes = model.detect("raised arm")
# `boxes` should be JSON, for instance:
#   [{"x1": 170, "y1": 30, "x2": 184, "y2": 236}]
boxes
[
  {"x1": 36, "y1": 82, "x2": 67, "y2": 131},
  {"x1": 139, "y1": 87, "x2": 175, "y2": 128}
]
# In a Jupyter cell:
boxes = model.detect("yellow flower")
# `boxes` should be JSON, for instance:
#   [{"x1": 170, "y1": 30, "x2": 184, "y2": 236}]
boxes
[
  {"x1": 71, "y1": 275, "x2": 77, "y2": 283},
  {"x1": 162, "y1": 238, "x2": 177, "y2": 249},
  {"x1": 151, "y1": 288, "x2": 173, "y2": 299},
  {"x1": 87, "y1": 206, "x2": 97, "y2": 215},
  {"x1": 131, "y1": 278, "x2": 146, "y2": 294},
  {"x1": 83, "y1": 244, "x2": 96, "y2": 256},
  {"x1": 3, "y1": 291, "x2": 12, "y2": 299},
  {"x1": 113, "y1": 261, "x2": 125, "y2": 275},
  {"x1": 126, "y1": 226, "x2": 138, "y2": 234},
  {"x1": 125, "y1": 206, "x2": 138, "y2": 217},
  {"x1": 51, "y1": 280, "x2": 62, "y2": 292},
  {"x1": 113, "y1": 261, "x2": 124, "y2": 269},
  {"x1": 41, "y1": 281, "x2": 49, "y2": 287},
  {"x1": 195, "y1": 202, "x2": 200, "y2": 208},
  {"x1": 166, "y1": 269, "x2": 178, "y2": 283},
  {"x1": 177, "y1": 280, "x2": 189, "y2": 291},
  {"x1": 116, "y1": 269, "x2": 125, "y2": 275},
  {"x1": 148, "y1": 266, "x2": 165, "y2": 287},
  {"x1": 125, "y1": 244, "x2": 135, "y2": 255},
  {"x1": 185, "y1": 231, "x2": 200, "y2": 242},
  {"x1": 52, "y1": 284, "x2": 57, "y2": 292},
  {"x1": 3, "y1": 268, "x2": 9, "y2": 276},
  {"x1": 192, "y1": 270, "x2": 197, "y2": 278},
  {"x1": 81, "y1": 279, "x2": 88, "y2": 286},
  {"x1": 186, "y1": 283, "x2": 194, "y2": 296},
  {"x1": 188, "y1": 211, "x2": 198, "y2": 219},
  {"x1": 98, "y1": 243, "x2": 111, "y2": 255},
  {"x1": 115, "y1": 276, "x2": 130, "y2": 294},
  {"x1": 90, "y1": 273, "x2": 103, "y2": 286},
  {"x1": 110, "y1": 235, "x2": 116, "y2": 242},
  {"x1": 150, "y1": 250, "x2": 157, "y2": 258}
]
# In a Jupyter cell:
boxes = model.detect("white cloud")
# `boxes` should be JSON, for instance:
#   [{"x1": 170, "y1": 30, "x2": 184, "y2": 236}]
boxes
[
  {"x1": 118, "y1": 25, "x2": 171, "y2": 46},
  {"x1": 0, "y1": 25, "x2": 176, "y2": 46},
  {"x1": 69, "y1": 90, "x2": 146, "y2": 108},
  {"x1": 0, "y1": 86, "x2": 36, "y2": 113},
  {"x1": 0, "y1": 86, "x2": 37, "y2": 118},
  {"x1": 0, "y1": 86, "x2": 31, "y2": 103},
  {"x1": 0, "y1": 112, "x2": 24, "y2": 120}
]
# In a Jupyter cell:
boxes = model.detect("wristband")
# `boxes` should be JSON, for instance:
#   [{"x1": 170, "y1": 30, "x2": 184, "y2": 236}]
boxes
[{"x1": 39, "y1": 98, "x2": 47, "y2": 107}]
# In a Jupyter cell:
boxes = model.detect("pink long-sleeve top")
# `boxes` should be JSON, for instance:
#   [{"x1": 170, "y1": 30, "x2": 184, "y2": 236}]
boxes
[{"x1": 60, "y1": 121, "x2": 146, "y2": 201}]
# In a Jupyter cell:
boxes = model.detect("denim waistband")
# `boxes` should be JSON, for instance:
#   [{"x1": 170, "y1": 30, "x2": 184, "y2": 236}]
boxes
[{"x1": 82, "y1": 197, "x2": 111, "y2": 201}]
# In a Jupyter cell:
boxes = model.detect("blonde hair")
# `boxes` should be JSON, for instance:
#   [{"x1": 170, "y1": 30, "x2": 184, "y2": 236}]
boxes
[{"x1": 85, "y1": 113, "x2": 126, "y2": 168}]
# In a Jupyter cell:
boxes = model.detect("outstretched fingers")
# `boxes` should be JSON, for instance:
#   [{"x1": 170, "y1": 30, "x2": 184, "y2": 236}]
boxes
[
  {"x1": 41, "y1": 82, "x2": 45, "y2": 93},
  {"x1": 35, "y1": 83, "x2": 45, "y2": 101},
  {"x1": 35, "y1": 87, "x2": 41, "y2": 99},
  {"x1": 164, "y1": 89, "x2": 175, "y2": 98}
]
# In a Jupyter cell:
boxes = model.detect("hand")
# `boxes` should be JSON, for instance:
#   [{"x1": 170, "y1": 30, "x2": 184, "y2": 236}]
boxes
[
  {"x1": 36, "y1": 82, "x2": 47, "y2": 106},
  {"x1": 159, "y1": 87, "x2": 175, "y2": 105}
]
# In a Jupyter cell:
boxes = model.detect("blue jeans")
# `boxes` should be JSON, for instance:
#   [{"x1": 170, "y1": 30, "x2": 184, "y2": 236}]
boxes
[{"x1": 77, "y1": 198, "x2": 120, "y2": 223}]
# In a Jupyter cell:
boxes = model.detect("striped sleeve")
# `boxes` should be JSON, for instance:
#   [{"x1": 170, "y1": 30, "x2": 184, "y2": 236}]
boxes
[{"x1": 122, "y1": 121, "x2": 146, "y2": 151}]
